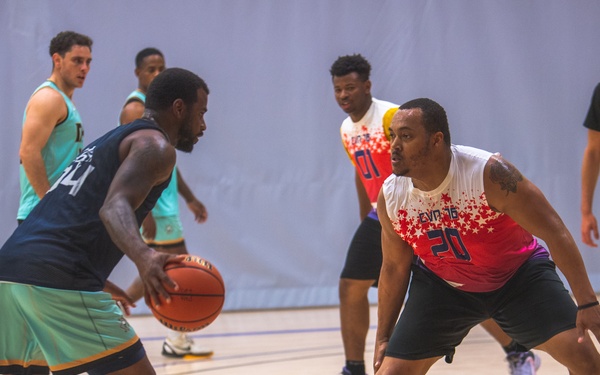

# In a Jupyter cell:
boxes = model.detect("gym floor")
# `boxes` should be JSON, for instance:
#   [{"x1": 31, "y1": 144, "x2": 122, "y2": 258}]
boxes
[{"x1": 130, "y1": 304, "x2": 595, "y2": 374}]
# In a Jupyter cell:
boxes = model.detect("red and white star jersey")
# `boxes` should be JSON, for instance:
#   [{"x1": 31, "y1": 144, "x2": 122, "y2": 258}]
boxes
[
  {"x1": 382, "y1": 145, "x2": 541, "y2": 292},
  {"x1": 341, "y1": 98, "x2": 398, "y2": 207}
]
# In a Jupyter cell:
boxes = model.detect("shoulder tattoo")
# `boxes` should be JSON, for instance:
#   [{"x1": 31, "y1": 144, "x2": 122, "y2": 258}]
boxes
[{"x1": 489, "y1": 158, "x2": 523, "y2": 196}]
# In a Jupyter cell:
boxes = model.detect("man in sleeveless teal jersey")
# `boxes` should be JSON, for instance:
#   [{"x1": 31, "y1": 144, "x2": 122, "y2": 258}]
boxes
[
  {"x1": 120, "y1": 48, "x2": 212, "y2": 358},
  {"x1": 18, "y1": 30, "x2": 93, "y2": 222},
  {"x1": 17, "y1": 27, "x2": 137, "y2": 330}
]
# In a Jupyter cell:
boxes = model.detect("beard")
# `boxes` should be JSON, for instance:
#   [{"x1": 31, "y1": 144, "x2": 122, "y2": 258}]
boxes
[
  {"x1": 175, "y1": 117, "x2": 196, "y2": 153},
  {"x1": 392, "y1": 142, "x2": 431, "y2": 177}
]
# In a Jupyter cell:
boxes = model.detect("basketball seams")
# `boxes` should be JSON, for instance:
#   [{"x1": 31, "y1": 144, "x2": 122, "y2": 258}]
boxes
[
  {"x1": 165, "y1": 263, "x2": 225, "y2": 296},
  {"x1": 152, "y1": 306, "x2": 223, "y2": 324},
  {"x1": 148, "y1": 256, "x2": 225, "y2": 332}
]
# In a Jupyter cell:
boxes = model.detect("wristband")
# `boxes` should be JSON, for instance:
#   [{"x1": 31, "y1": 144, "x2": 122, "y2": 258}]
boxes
[{"x1": 577, "y1": 301, "x2": 599, "y2": 311}]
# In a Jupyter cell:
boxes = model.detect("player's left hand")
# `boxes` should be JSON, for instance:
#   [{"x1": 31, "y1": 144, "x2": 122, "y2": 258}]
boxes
[
  {"x1": 576, "y1": 304, "x2": 600, "y2": 343},
  {"x1": 113, "y1": 295, "x2": 136, "y2": 316},
  {"x1": 187, "y1": 198, "x2": 208, "y2": 223},
  {"x1": 103, "y1": 280, "x2": 136, "y2": 316}
]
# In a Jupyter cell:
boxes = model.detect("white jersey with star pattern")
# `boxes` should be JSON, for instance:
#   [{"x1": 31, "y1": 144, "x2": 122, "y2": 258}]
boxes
[
  {"x1": 340, "y1": 98, "x2": 397, "y2": 207},
  {"x1": 382, "y1": 145, "x2": 540, "y2": 292}
]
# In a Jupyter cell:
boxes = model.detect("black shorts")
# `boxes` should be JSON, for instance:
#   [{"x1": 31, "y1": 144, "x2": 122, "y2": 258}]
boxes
[
  {"x1": 340, "y1": 217, "x2": 382, "y2": 285},
  {"x1": 386, "y1": 257, "x2": 576, "y2": 361}
]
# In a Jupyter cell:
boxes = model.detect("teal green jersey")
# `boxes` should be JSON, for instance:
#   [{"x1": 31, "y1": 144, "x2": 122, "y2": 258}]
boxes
[
  {"x1": 121, "y1": 90, "x2": 181, "y2": 220},
  {"x1": 153, "y1": 168, "x2": 180, "y2": 218},
  {"x1": 120, "y1": 90, "x2": 146, "y2": 126},
  {"x1": 126, "y1": 89, "x2": 146, "y2": 104},
  {"x1": 17, "y1": 81, "x2": 84, "y2": 220}
]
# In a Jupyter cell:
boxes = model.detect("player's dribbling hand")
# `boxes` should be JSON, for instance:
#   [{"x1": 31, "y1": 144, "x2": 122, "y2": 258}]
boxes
[{"x1": 139, "y1": 251, "x2": 186, "y2": 309}]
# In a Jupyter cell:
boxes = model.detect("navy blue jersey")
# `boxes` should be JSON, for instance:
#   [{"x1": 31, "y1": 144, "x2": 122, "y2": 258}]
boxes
[{"x1": 0, "y1": 119, "x2": 171, "y2": 291}]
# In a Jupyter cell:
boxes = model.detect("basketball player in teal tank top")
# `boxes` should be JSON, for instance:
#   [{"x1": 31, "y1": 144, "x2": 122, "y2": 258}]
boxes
[
  {"x1": 120, "y1": 48, "x2": 211, "y2": 358},
  {"x1": 18, "y1": 31, "x2": 92, "y2": 222},
  {"x1": 18, "y1": 81, "x2": 84, "y2": 220}
]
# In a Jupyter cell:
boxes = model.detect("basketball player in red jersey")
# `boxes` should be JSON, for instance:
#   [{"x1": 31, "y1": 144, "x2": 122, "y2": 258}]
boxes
[
  {"x1": 375, "y1": 98, "x2": 600, "y2": 374},
  {"x1": 331, "y1": 54, "x2": 540, "y2": 375}
]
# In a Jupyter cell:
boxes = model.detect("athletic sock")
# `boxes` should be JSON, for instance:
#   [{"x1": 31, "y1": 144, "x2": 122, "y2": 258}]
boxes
[
  {"x1": 503, "y1": 339, "x2": 528, "y2": 354},
  {"x1": 346, "y1": 360, "x2": 366, "y2": 375}
]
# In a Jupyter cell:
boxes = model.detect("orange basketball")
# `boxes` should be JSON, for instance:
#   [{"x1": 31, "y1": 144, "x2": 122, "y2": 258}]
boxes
[{"x1": 148, "y1": 255, "x2": 225, "y2": 332}]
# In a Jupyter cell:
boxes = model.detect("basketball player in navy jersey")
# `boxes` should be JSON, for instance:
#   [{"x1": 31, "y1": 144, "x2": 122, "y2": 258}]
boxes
[{"x1": 0, "y1": 68, "x2": 209, "y2": 375}]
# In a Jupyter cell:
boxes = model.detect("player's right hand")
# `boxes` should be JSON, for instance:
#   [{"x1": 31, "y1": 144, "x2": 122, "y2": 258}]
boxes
[
  {"x1": 582, "y1": 213, "x2": 599, "y2": 247},
  {"x1": 139, "y1": 251, "x2": 186, "y2": 309},
  {"x1": 576, "y1": 304, "x2": 600, "y2": 344},
  {"x1": 373, "y1": 340, "x2": 389, "y2": 373}
]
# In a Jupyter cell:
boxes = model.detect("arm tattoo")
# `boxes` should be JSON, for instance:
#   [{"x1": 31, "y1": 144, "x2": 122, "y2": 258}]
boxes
[{"x1": 489, "y1": 158, "x2": 523, "y2": 196}]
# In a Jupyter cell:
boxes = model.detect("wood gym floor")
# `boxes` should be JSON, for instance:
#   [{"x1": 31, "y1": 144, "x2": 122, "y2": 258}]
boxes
[{"x1": 129, "y1": 304, "x2": 598, "y2": 374}]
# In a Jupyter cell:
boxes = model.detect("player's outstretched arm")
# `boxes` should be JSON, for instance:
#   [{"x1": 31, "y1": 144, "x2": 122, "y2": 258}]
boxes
[
  {"x1": 484, "y1": 154, "x2": 600, "y2": 342},
  {"x1": 100, "y1": 129, "x2": 183, "y2": 307},
  {"x1": 374, "y1": 189, "x2": 414, "y2": 373}
]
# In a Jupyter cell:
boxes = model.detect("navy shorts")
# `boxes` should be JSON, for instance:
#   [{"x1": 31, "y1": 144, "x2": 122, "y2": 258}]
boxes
[
  {"x1": 340, "y1": 217, "x2": 382, "y2": 285},
  {"x1": 386, "y1": 257, "x2": 577, "y2": 361}
]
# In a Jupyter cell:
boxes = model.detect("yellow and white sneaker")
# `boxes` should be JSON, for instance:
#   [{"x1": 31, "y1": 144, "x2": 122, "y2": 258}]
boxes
[{"x1": 161, "y1": 333, "x2": 213, "y2": 358}]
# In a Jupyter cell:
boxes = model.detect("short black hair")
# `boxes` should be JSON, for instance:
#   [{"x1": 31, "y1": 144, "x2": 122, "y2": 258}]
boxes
[
  {"x1": 329, "y1": 54, "x2": 371, "y2": 81},
  {"x1": 400, "y1": 98, "x2": 451, "y2": 145},
  {"x1": 135, "y1": 47, "x2": 164, "y2": 69},
  {"x1": 49, "y1": 31, "x2": 93, "y2": 57},
  {"x1": 146, "y1": 68, "x2": 209, "y2": 111}
]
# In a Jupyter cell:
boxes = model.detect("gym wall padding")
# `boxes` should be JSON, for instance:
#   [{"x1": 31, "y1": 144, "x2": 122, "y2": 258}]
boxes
[{"x1": 1, "y1": 0, "x2": 600, "y2": 313}]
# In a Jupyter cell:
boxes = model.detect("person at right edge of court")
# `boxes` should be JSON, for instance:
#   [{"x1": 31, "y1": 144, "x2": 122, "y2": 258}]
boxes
[
  {"x1": 374, "y1": 97, "x2": 600, "y2": 374},
  {"x1": 0, "y1": 68, "x2": 209, "y2": 375},
  {"x1": 581, "y1": 82, "x2": 600, "y2": 247}
]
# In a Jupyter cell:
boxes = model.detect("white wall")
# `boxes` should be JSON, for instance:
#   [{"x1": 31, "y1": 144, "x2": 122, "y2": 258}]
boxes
[{"x1": 2, "y1": 0, "x2": 600, "y2": 313}]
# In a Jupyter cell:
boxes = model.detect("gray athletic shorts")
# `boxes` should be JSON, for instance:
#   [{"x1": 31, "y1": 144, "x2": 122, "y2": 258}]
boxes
[{"x1": 386, "y1": 256, "x2": 576, "y2": 362}]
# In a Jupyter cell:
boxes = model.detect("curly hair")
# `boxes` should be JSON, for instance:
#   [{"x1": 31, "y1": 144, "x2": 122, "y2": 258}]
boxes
[
  {"x1": 49, "y1": 31, "x2": 93, "y2": 57},
  {"x1": 146, "y1": 68, "x2": 209, "y2": 111},
  {"x1": 329, "y1": 54, "x2": 371, "y2": 81}
]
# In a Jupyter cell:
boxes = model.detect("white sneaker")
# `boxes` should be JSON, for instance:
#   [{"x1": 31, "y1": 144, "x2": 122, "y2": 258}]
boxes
[
  {"x1": 506, "y1": 351, "x2": 541, "y2": 375},
  {"x1": 161, "y1": 334, "x2": 213, "y2": 358}
]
